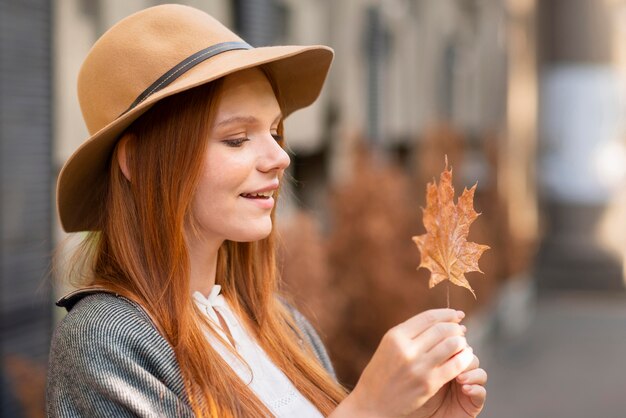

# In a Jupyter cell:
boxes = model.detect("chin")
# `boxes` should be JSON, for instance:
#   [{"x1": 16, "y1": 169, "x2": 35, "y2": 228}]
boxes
[{"x1": 233, "y1": 222, "x2": 273, "y2": 242}]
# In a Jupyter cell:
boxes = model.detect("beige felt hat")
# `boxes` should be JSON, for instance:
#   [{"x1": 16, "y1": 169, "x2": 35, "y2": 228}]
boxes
[{"x1": 57, "y1": 4, "x2": 334, "y2": 233}]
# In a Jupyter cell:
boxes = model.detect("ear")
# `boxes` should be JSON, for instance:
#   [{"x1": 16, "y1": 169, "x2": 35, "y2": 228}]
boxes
[{"x1": 116, "y1": 135, "x2": 132, "y2": 181}]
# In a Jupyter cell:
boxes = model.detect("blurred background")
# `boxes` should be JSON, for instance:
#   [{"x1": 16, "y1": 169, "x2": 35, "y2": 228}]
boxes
[{"x1": 2, "y1": 0, "x2": 626, "y2": 416}]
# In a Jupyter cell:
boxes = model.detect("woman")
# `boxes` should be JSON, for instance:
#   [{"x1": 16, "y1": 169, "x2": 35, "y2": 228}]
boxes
[{"x1": 47, "y1": 4, "x2": 487, "y2": 417}]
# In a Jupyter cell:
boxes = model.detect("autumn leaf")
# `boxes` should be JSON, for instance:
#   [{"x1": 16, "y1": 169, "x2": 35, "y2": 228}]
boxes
[{"x1": 412, "y1": 158, "x2": 489, "y2": 299}]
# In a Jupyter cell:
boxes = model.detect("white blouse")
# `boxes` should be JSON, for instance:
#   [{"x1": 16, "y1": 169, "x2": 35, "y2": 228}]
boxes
[{"x1": 192, "y1": 285, "x2": 324, "y2": 418}]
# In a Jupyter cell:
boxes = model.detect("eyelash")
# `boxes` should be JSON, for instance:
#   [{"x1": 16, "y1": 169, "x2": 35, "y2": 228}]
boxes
[{"x1": 223, "y1": 134, "x2": 283, "y2": 148}]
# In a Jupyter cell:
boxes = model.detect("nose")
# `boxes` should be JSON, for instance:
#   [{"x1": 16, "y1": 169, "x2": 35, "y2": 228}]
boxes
[{"x1": 258, "y1": 134, "x2": 290, "y2": 173}]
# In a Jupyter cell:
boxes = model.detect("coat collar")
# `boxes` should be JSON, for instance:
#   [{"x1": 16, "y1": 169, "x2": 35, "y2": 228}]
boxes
[
  {"x1": 56, "y1": 286, "x2": 167, "y2": 338},
  {"x1": 56, "y1": 286, "x2": 119, "y2": 312}
]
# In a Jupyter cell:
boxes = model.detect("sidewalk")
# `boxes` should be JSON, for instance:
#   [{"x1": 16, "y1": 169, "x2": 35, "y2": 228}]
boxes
[{"x1": 477, "y1": 290, "x2": 626, "y2": 418}]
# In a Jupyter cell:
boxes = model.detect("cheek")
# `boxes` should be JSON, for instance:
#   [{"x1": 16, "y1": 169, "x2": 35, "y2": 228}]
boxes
[
  {"x1": 195, "y1": 153, "x2": 249, "y2": 208},
  {"x1": 213, "y1": 154, "x2": 249, "y2": 183}
]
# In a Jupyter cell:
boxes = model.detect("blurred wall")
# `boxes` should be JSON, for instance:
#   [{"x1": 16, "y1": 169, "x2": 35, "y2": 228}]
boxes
[{"x1": 1, "y1": 0, "x2": 53, "y2": 416}]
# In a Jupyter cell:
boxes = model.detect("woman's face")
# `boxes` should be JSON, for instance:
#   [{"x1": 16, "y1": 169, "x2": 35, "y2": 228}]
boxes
[{"x1": 190, "y1": 68, "x2": 290, "y2": 244}]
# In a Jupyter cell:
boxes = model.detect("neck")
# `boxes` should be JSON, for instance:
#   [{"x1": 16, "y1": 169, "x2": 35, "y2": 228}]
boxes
[{"x1": 187, "y1": 233, "x2": 223, "y2": 298}]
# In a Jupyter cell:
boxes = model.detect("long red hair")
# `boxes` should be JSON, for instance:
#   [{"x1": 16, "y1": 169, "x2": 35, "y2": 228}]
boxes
[{"x1": 64, "y1": 70, "x2": 347, "y2": 416}]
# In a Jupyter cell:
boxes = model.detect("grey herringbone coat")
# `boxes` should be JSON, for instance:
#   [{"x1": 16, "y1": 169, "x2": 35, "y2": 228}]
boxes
[{"x1": 46, "y1": 289, "x2": 336, "y2": 417}]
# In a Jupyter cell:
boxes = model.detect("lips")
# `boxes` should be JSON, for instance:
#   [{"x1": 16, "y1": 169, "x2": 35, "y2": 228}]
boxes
[
  {"x1": 240, "y1": 187, "x2": 276, "y2": 210},
  {"x1": 240, "y1": 190, "x2": 274, "y2": 199},
  {"x1": 240, "y1": 183, "x2": 279, "y2": 200}
]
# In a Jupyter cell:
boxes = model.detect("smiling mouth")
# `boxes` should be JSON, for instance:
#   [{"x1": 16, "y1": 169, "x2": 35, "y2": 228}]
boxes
[{"x1": 240, "y1": 191, "x2": 274, "y2": 199}]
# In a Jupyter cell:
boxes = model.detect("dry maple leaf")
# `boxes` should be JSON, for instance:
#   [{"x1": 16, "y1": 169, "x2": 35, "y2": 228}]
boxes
[{"x1": 412, "y1": 158, "x2": 489, "y2": 299}]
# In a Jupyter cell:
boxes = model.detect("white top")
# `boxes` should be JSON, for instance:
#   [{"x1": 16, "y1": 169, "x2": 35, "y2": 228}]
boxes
[{"x1": 192, "y1": 285, "x2": 324, "y2": 418}]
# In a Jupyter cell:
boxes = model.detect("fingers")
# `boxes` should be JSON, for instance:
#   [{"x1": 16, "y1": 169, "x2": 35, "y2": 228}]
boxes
[
  {"x1": 461, "y1": 384, "x2": 487, "y2": 409},
  {"x1": 426, "y1": 334, "x2": 469, "y2": 367},
  {"x1": 455, "y1": 353, "x2": 488, "y2": 412},
  {"x1": 463, "y1": 354, "x2": 479, "y2": 372},
  {"x1": 456, "y1": 367, "x2": 487, "y2": 386},
  {"x1": 397, "y1": 309, "x2": 465, "y2": 339},
  {"x1": 436, "y1": 346, "x2": 474, "y2": 382},
  {"x1": 417, "y1": 322, "x2": 467, "y2": 352}
]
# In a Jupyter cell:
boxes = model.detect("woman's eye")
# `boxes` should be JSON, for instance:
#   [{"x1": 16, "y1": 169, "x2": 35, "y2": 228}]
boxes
[
  {"x1": 272, "y1": 134, "x2": 283, "y2": 142},
  {"x1": 223, "y1": 138, "x2": 249, "y2": 147}
]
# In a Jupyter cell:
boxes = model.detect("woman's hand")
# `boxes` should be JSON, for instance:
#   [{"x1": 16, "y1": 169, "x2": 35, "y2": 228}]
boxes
[
  {"x1": 410, "y1": 353, "x2": 487, "y2": 418},
  {"x1": 332, "y1": 308, "x2": 476, "y2": 418}
]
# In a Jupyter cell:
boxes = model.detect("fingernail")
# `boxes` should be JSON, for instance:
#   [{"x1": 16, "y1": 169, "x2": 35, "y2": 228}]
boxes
[
  {"x1": 457, "y1": 311, "x2": 465, "y2": 319},
  {"x1": 461, "y1": 325, "x2": 467, "y2": 334}
]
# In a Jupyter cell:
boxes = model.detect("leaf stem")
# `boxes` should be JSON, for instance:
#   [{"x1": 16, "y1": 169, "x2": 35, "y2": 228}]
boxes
[{"x1": 446, "y1": 282, "x2": 450, "y2": 309}]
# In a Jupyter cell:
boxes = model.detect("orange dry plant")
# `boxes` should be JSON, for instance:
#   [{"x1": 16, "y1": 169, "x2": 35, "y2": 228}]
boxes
[{"x1": 412, "y1": 157, "x2": 490, "y2": 307}]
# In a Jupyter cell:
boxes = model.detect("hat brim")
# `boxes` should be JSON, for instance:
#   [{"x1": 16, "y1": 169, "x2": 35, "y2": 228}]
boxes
[{"x1": 57, "y1": 45, "x2": 333, "y2": 232}]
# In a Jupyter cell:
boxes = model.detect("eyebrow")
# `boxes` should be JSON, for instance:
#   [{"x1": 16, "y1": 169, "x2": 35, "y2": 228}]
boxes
[{"x1": 214, "y1": 112, "x2": 283, "y2": 129}]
